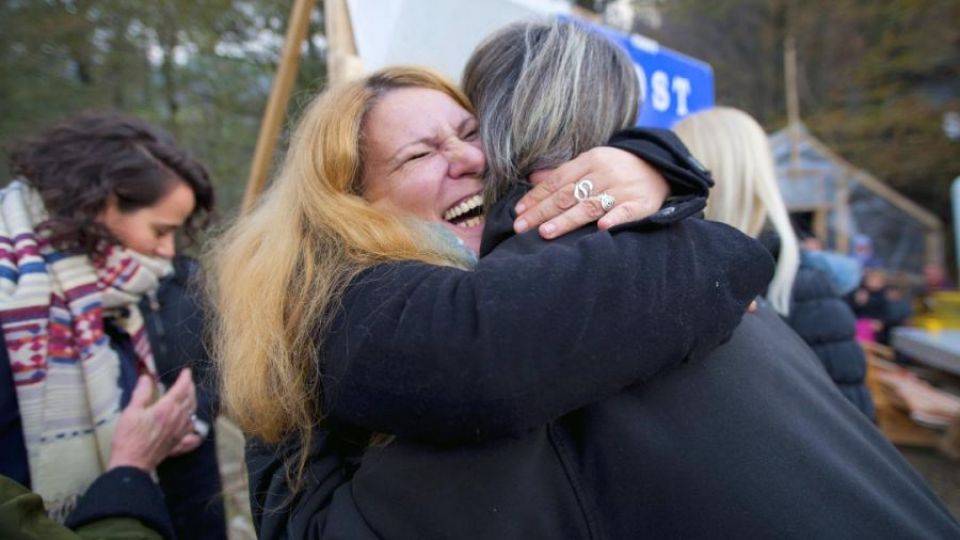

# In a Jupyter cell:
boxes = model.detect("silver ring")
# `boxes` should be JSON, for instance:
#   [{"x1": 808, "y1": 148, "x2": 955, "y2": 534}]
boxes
[
  {"x1": 573, "y1": 179, "x2": 594, "y2": 202},
  {"x1": 597, "y1": 192, "x2": 616, "y2": 212}
]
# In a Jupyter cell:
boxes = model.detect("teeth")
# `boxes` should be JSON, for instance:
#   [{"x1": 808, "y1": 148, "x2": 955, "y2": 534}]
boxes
[
  {"x1": 456, "y1": 216, "x2": 484, "y2": 228},
  {"x1": 443, "y1": 194, "x2": 484, "y2": 221}
]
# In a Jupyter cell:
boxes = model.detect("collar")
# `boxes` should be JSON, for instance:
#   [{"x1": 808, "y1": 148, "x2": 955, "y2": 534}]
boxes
[{"x1": 479, "y1": 185, "x2": 528, "y2": 257}]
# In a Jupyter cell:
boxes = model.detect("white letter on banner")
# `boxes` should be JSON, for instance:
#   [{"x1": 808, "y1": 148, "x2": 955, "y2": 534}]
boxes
[
  {"x1": 672, "y1": 76, "x2": 692, "y2": 116},
  {"x1": 651, "y1": 71, "x2": 670, "y2": 112}
]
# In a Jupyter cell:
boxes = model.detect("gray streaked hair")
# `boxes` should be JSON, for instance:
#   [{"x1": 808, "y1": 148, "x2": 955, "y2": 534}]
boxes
[{"x1": 462, "y1": 20, "x2": 639, "y2": 203}]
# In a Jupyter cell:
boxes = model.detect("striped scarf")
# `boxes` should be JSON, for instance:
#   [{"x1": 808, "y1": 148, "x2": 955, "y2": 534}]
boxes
[{"x1": 0, "y1": 181, "x2": 171, "y2": 520}]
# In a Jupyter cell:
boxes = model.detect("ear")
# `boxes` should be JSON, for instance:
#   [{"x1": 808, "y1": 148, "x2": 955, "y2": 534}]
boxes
[{"x1": 96, "y1": 193, "x2": 121, "y2": 226}]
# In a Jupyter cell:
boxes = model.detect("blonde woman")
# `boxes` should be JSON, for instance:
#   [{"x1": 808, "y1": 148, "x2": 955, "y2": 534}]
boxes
[{"x1": 674, "y1": 107, "x2": 874, "y2": 418}]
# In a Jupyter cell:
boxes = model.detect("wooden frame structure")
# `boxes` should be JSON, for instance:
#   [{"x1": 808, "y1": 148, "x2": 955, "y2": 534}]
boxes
[
  {"x1": 781, "y1": 36, "x2": 943, "y2": 267},
  {"x1": 241, "y1": 0, "x2": 365, "y2": 213}
]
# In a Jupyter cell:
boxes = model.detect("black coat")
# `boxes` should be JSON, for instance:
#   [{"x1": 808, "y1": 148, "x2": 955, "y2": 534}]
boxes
[
  {"x1": 787, "y1": 260, "x2": 875, "y2": 419},
  {"x1": 143, "y1": 257, "x2": 226, "y2": 540}
]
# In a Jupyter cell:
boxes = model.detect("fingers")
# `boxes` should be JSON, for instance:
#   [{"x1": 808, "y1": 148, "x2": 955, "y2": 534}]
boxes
[
  {"x1": 515, "y1": 185, "x2": 580, "y2": 234},
  {"x1": 597, "y1": 199, "x2": 655, "y2": 230},
  {"x1": 164, "y1": 368, "x2": 197, "y2": 415},
  {"x1": 127, "y1": 375, "x2": 154, "y2": 409},
  {"x1": 518, "y1": 157, "x2": 592, "y2": 211},
  {"x1": 536, "y1": 197, "x2": 610, "y2": 239},
  {"x1": 169, "y1": 433, "x2": 203, "y2": 457},
  {"x1": 167, "y1": 368, "x2": 193, "y2": 399}
]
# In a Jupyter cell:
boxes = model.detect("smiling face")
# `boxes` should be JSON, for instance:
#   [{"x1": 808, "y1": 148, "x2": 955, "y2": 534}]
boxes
[
  {"x1": 361, "y1": 87, "x2": 486, "y2": 253},
  {"x1": 98, "y1": 179, "x2": 196, "y2": 259}
]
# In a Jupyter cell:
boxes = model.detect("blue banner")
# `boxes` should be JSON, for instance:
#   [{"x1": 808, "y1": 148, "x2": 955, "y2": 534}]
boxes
[{"x1": 573, "y1": 19, "x2": 715, "y2": 128}]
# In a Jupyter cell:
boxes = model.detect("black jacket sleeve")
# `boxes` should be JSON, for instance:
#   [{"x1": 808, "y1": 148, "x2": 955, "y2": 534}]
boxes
[
  {"x1": 606, "y1": 127, "x2": 713, "y2": 222},
  {"x1": 322, "y1": 219, "x2": 774, "y2": 442},
  {"x1": 607, "y1": 127, "x2": 713, "y2": 196},
  {"x1": 246, "y1": 433, "x2": 378, "y2": 540},
  {"x1": 64, "y1": 467, "x2": 175, "y2": 540}
]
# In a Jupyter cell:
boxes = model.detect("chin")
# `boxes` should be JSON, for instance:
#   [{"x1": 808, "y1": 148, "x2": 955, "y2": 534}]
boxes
[{"x1": 445, "y1": 220, "x2": 484, "y2": 254}]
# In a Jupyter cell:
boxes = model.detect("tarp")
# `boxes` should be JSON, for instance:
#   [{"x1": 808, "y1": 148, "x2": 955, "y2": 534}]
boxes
[
  {"x1": 573, "y1": 19, "x2": 714, "y2": 127},
  {"x1": 345, "y1": 0, "x2": 713, "y2": 128}
]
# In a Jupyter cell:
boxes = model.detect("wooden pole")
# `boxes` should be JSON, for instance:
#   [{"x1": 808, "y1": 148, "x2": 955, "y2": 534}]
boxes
[
  {"x1": 241, "y1": 0, "x2": 317, "y2": 214},
  {"x1": 836, "y1": 170, "x2": 851, "y2": 254},
  {"x1": 784, "y1": 35, "x2": 801, "y2": 172},
  {"x1": 325, "y1": 0, "x2": 362, "y2": 86}
]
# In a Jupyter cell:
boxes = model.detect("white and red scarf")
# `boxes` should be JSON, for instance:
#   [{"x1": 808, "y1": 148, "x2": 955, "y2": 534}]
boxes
[{"x1": 0, "y1": 180, "x2": 171, "y2": 520}]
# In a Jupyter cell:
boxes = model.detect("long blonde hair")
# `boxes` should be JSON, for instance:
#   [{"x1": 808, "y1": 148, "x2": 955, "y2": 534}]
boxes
[
  {"x1": 208, "y1": 67, "x2": 471, "y2": 461},
  {"x1": 673, "y1": 107, "x2": 799, "y2": 316}
]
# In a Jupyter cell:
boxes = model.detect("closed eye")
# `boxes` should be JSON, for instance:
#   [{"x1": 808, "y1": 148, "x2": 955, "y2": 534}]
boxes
[{"x1": 405, "y1": 151, "x2": 429, "y2": 163}]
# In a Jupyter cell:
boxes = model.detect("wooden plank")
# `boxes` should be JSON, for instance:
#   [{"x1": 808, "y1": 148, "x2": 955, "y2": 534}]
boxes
[
  {"x1": 325, "y1": 0, "x2": 364, "y2": 85},
  {"x1": 836, "y1": 170, "x2": 851, "y2": 254},
  {"x1": 801, "y1": 133, "x2": 941, "y2": 230},
  {"x1": 242, "y1": 0, "x2": 318, "y2": 213}
]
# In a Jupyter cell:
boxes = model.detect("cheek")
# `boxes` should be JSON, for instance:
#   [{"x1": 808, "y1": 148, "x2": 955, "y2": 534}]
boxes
[
  {"x1": 105, "y1": 216, "x2": 156, "y2": 252},
  {"x1": 370, "y1": 164, "x2": 444, "y2": 218}
]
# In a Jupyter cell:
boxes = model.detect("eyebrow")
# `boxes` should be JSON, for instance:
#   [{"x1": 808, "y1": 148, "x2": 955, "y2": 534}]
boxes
[{"x1": 387, "y1": 116, "x2": 477, "y2": 168}]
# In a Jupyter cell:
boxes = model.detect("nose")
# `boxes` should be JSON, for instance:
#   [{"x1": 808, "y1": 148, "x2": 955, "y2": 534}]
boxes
[
  {"x1": 446, "y1": 138, "x2": 485, "y2": 179},
  {"x1": 156, "y1": 235, "x2": 176, "y2": 259}
]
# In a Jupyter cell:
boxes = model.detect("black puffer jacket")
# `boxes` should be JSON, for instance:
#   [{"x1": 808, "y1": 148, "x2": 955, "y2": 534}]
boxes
[{"x1": 787, "y1": 260, "x2": 875, "y2": 419}]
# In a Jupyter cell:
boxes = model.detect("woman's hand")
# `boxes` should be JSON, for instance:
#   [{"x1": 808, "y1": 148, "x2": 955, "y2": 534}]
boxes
[
  {"x1": 513, "y1": 147, "x2": 670, "y2": 239},
  {"x1": 107, "y1": 369, "x2": 201, "y2": 472}
]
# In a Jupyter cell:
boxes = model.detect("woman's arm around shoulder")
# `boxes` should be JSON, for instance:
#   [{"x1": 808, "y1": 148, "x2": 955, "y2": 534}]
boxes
[{"x1": 322, "y1": 218, "x2": 773, "y2": 442}]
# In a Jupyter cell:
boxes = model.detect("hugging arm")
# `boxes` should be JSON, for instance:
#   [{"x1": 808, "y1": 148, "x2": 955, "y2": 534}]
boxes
[
  {"x1": 514, "y1": 127, "x2": 713, "y2": 236},
  {"x1": 323, "y1": 218, "x2": 773, "y2": 442}
]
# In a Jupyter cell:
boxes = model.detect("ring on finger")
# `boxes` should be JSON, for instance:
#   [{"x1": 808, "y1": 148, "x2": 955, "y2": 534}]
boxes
[
  {"x1": 573, "y1": 179, "x2": 594, "y2": 202},
  {"x1": 597, "y1": 192, "x2": 616, "y2": 212}
]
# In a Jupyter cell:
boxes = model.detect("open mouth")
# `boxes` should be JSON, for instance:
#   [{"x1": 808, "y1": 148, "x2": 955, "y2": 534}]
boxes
[{"x1": 443, "y1": 194, "x2": 484, "y2": 228}]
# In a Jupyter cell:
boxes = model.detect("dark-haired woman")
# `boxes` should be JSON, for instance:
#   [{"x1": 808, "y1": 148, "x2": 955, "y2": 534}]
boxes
[{"x1": 0, "y1": 113, "x2": 226, "y2": 539}]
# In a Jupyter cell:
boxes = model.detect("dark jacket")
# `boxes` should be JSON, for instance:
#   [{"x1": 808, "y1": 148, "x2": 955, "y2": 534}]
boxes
[
  {"x1": 1, "y1": 468, "x2": 172, "y2": 540},
  {"x1": 787, "y1": 259, "x2": 876, "y2": 419},
  {"x1": 246, "y1": 129, "x2": 775, "y2": 538},
  {"x1": 0, "y1": 256, "x2": 225, "y2": 540},
  {"x1": 142, "y1": 257, "x2": 226, "y2": 540}
]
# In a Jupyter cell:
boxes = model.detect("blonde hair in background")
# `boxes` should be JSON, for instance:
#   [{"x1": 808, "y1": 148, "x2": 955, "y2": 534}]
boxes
[
  {"x1": 207, "y1": 67, "x2": 470, "y2": 486},
  {"x1": 673, "y1": 107, "x2": 799, "y2": 316}
]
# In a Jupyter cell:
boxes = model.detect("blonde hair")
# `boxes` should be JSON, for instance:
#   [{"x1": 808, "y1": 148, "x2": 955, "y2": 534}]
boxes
[
  {"x1": 673, "y1": 107, "x2": 799, "y2": 316},
  {"x1": 208, "y1": 67, "x2": 471, "y2": 478}
]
